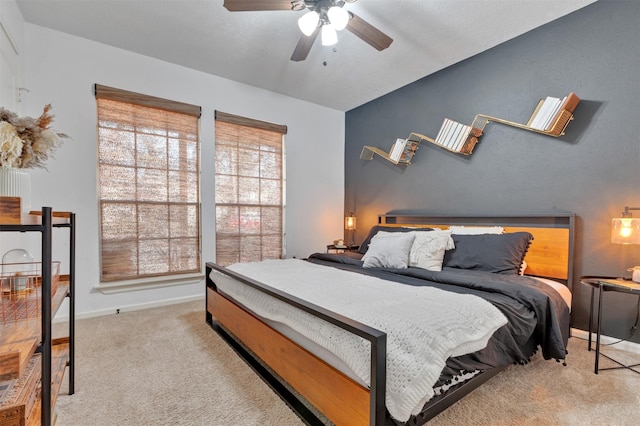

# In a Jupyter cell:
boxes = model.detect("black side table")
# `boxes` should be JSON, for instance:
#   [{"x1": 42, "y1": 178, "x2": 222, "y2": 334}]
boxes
[
  {"x1": 326, "y1": 244, "x2": 359, "y2": 254},
  {"x1": 580, "y1": 276, "x2": 640, "y2": 374}
]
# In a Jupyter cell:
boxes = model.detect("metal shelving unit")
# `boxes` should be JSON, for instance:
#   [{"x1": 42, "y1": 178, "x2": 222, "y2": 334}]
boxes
[{"x1": 0, "y1": 206, "x2": 75, "y2": 425}]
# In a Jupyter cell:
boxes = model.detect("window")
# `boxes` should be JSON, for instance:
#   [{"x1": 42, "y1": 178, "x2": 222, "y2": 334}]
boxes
[
  {"x1": 95, "y1": 84, "x2": 201, "y2": 283},
  {"x1": 214, "y1": 111, "x2": 287, "y2": 266}
]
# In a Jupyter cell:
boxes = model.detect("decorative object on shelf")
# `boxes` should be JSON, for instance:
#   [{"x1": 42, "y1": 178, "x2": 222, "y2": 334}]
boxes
[
  {"x1": 360, "y1": 93, "x2": 580, "y2": 165},
  {"x1": 0, "y1": 104, "x2": 68, "y2": 212},
  {"x1": 360, "y1": 133, "x2": 422, "y2": 165},
  {"x1": 0, "y1": 104, "x2": 68, "y2": 169},
  {"x1": 0, "y1": 249, "x2": 61, "y2": 323},
  {"x1": 0, "y1": 196, "x2": 22, "y2": 223},
  {"x1": 344, "y1": 212, "x2": 356, "y2": 246},
  {"x1": 1, "y1": 248, "x2": 35, "y2": 293},
  {"x1": 0, "y1": 168, "x2": 31, "y2": 213},
  {"x1": 627, "y1": 266, "x2": 640, "y2": 283}
]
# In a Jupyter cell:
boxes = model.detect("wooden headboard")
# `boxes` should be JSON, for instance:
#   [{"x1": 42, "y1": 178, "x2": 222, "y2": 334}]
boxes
[{"x1": 378, "y1": 213, "x2": 575, "y2": 288}]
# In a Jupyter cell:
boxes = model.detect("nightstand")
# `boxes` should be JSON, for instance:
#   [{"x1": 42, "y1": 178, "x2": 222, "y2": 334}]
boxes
[
  {"x1": 326, "y1": 244, "x2": 359, "y2": 254},
  {"x1": 580, "y1": 276, "x2": 640, "y2": 374}
]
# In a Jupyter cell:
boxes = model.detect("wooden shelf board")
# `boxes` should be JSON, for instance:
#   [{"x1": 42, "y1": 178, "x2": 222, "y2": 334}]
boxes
[
  {"x1": 0, "y1": 284, "x2": 69, "y2": 380},
  {"x1": 0, "y1": 211, "x2": 70, "y2": 227},
  {"x1": 0, "y1": 353, "x2": 41, "y2": 425},
  {"x1": 50, "y1": 343, "x2": 69, "y2": 411},
  {"x1": 24, "y1": 343, "x2": 69, "y2": 426},
  {"x1": 0, "y1": 338, "x2": 38, "y2": 382}
]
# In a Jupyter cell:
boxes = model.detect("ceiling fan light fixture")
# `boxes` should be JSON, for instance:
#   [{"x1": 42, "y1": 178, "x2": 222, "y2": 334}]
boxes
[
  {"x1": 321, "y1": 24, "x2": 338, "y2": 46},
  {"x1": 298, "y1": 11, "x2": 320, "y2": 36},
  {"x1": 327, "y1": 6, "x2": 349, "y2": 31}
]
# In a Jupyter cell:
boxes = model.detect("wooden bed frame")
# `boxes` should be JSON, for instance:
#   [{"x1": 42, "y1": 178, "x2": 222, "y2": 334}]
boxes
[{"x1": 205, "y1": 213, "x2": 575, "y2": 425}]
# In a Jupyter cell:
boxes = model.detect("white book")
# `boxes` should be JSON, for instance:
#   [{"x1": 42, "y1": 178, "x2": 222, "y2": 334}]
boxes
[
  {"x1": 389, "y1": 138, "x2": 400, "y2": 161},
  {"x1": 530, "y1": 96, "x2": 560, "y2": 130},
  {"x1": 434, "y1": 120, "x2": 450, "y2": 145},
  {"x1": 529, "y1": 98, "x2": 550, "y2": 129},
  {"x1": 446, "y1": 122, "x2": 463, "y2": 149},
  {"x1": 544, "y1": 96, "x2": 566, "y2": 130},
  {"x1": 390, "y1": 138, "x2": 406, "y2": 161},
  {"x1": 453, "y1": 124, "x2": 471, "y2": 152},
  {"x1": 389, "y1": 141, "x2": 397, "y2": 159},
  {"x1": 439, "y1": 118, "x2": 453, "y2": 146}
]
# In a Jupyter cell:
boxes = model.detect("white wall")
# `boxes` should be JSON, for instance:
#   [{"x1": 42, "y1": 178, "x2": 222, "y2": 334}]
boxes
[
  {"x1": 0, "y1": 0, "x2": 24, "y2": 113},
  {"x1": 3, "y1": 15, "x2": 345, "y2": 317}
]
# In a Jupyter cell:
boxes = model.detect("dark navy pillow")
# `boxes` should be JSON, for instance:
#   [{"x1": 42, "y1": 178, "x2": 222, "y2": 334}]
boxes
[{"x1": 443, "y1": 232, "x2": 533, "y2": 275}]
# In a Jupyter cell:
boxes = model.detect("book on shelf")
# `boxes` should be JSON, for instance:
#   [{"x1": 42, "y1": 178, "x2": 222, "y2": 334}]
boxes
[
  {"x1": 434, "y1": 119, "x2": 473, "y2": 153},
  {"x1": 543, "y1": 95, "x2": 567, "y2": 130},
  {"x1": 453, "y1": 124, "x2": 471, "y2": 152},
  {"x1": 560, "y1": 92, "x2": 580, "y2": 113},
  {"x1": 435, "y1": 119, "x2": 453, "y2": 146},
  {"x1": 390, "y1": 138, "x2": 407, "y2": 161},
  {"x1": 434, "y1": 120, "x2": 449, "y2": 146},
  {"x1": 546, "y1": 92, "x2": 580, "y2": 131},
  {"x1": 447, "y1": 122, "x2": 464, "y2": 150},
  {"x1": 529, "y1": 92, "x2": 580, "y2": 131},
  {"x1": 459, "y1": 136, "x2": 479, "y2": 154},
  {"x1": 530, "y1": 96, "x2": 561, "y2": 130},
  {"x1": 388, "y1": 140, "x2": 398, "y2": 159},
  {"x1": 526, "y1": 101, "x2": 545, "y2": 127},
  {"x1": 398, "y1": 139, "x2": 420, "y2": 163},
  {"x1": 469, "y1": 126, "x2": 483, "y2": 138}
]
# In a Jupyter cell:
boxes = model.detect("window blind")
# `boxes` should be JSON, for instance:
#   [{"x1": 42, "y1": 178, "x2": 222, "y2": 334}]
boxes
[
  {"x1": 95, "y1": 85, "x2": 201, "y2": 282},
  {"x1": 215, "y1": 111, "x2": 285, "y2": 266}
]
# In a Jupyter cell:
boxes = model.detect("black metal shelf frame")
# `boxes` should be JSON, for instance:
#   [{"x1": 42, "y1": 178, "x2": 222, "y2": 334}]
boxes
[{"x1": 0, "y1": 207, "x2": 75, "y2": 426}]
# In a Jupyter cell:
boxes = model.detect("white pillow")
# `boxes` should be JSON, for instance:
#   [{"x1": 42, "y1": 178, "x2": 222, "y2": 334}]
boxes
[
  {"x1": 409, "y1": 229, "x2": 455, "y2": 271},
  {"x1": 449, "y1": 225, "x2": 504, "y2": 235},
  {"x1": 362, "y1": 232, "x2": 416, "y2": 269}
]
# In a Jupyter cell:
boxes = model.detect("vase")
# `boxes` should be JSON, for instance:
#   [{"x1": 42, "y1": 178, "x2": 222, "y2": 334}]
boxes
[{"x1": 0, "y1": 167, "x2": 31, "y2": 213}]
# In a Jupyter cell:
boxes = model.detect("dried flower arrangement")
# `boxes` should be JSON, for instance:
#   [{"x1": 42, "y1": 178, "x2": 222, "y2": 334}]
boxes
[{"x1": 0, "y1": 104, "x2": 68, "y2": 169}]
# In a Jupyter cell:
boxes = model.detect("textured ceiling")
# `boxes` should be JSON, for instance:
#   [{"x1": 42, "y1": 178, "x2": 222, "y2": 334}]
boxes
[{"x1": 16, "y1": 0, "x2": 597, "y2": 111}]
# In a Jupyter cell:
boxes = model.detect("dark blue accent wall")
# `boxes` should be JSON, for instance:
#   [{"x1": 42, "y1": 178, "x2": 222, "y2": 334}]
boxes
[{"x1": 345, "y1": 0, "x2": 640, "y2": 341}]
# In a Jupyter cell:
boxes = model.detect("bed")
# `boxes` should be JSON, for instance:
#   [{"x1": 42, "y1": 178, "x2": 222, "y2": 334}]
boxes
[{"x1": 205, "y1": 212, "x2": 575, "y2": 425}]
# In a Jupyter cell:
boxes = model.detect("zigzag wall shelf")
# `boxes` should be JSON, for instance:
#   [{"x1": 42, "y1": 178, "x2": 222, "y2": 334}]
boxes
[{"x1": 360, "y1": 93, "x2": 580, "y2": 165}]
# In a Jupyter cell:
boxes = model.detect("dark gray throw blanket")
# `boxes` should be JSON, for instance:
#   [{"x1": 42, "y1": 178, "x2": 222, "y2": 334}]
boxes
[{"x1": 306, "y1": 252, "x2": 570, "y2": 382}]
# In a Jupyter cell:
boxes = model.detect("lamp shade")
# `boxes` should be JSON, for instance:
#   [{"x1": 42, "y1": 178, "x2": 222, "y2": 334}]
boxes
[
  {"x1": 611, "y1": 217, "x2": 640, "y2": 244},
  {"x1": 345, "y1": 214, "x2": 356, "y2": 230},
  {"x1": 321, "y1": 24, "x2": 338, "y2": 46},
  {"x1": 327, "y1": 6, "x2": 349, "y2": 31},
  {"x1": 298, "y1": 11, "x2": 319, "y2": 36}
]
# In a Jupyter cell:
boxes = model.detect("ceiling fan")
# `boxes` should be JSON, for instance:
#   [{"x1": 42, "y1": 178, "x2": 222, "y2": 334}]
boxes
[{"x1": 223, "y1": 0, "x2": 393, "y2": 62}]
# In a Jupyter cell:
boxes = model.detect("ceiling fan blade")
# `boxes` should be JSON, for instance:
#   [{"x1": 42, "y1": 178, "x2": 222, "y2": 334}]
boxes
[
  {"x1": 346, "y1": 12, "x2": 393, "y2": 51},
  {"x1": 290, "y1": 26, "x2": 320, "y2": 61},
  {"x1": 223, "y1": 0, "x2": 297, "y2": 12}
]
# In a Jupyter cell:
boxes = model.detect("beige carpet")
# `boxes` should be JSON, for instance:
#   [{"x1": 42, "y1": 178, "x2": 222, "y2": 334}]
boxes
[{"x1": 55, "y1": 300, "x2": 640, "y2": 425}]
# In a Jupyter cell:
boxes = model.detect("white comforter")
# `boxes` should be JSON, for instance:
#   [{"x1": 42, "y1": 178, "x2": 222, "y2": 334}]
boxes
[{"x1": 215, "y1": 259, "x2": 507, "y2": 422}]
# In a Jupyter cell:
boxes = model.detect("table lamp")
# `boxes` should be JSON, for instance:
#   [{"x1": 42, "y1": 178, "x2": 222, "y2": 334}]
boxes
[
  {"x1": 612, "y1": 206, "x2": 640, "y2": 281},
  {"x1": 345, "y1": 213, "x2": 356, "y2": 246},
  {"x1": 611, "y1": 207, "x2": 640, "y2": 245}
]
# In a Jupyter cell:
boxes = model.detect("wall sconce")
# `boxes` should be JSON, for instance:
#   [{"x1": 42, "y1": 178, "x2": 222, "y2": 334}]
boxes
[
  {"x1": 344, "y1": 212, "x2": 356, "y2": 246},
  {"x1": 611, "y1": 206, "x2": 640, "y2": 245}
]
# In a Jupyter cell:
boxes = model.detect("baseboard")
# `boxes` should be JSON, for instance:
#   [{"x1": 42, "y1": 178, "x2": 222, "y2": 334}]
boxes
[
  {"x1": 571, "y1": 327, "x2": 640, "y2": 355},
  {"x1": 53, "y1": 294, "x2": 205, "y2": 322}
]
